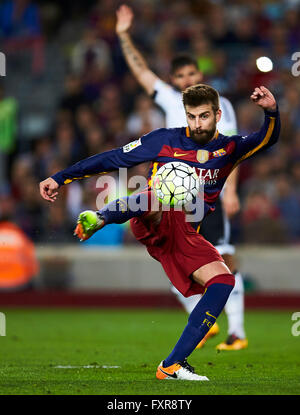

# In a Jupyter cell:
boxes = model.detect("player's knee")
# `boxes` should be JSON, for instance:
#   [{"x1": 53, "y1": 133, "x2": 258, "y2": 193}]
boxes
[
  {"x1": 192, "y1": 261, "x2": 231, "y2": 286},
  {"x1": 222, "y1": 254, "x2": 236, "y2": 273},
  {"x1": 205, "y1": 273, "x2": 235, "y2": 290}
]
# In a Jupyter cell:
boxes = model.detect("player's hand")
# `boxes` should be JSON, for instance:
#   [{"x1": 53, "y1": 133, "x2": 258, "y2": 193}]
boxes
[
  {"x1": 250, "y1": 86, "x2": 277, "y2": 112},
  {"x1": 222, "y1": 189, "x2": 240, "y2": 218},
  {"x1": 39, "y1": 177, "x2": 59, "y2": 203},
  {"x1": 116, "y1": 4, "x2": 134, "y2": 34}
]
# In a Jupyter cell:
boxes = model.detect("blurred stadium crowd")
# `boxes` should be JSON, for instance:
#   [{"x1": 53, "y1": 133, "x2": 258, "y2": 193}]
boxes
[{"x1": 0, "y1": 0, "x2": 300, "y2": 246}]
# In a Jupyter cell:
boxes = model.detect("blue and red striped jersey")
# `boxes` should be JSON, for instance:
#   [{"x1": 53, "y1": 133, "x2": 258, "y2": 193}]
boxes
[{"x1": 52, "y1": 108, "x2": 280, "y2": 215}]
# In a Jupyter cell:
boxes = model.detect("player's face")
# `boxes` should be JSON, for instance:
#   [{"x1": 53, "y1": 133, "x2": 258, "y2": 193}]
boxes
[
  {"x1": 170, "y1": 65, "x2": 203, "y2": 91},
  {"x1": 185, "y1": 104, "x2": 221, "y2": 145}
]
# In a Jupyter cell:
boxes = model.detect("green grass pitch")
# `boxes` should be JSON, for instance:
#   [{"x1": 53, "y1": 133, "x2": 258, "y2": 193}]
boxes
[{"x1": 0, "y1": 308, "x2": 299, "y2": 395}]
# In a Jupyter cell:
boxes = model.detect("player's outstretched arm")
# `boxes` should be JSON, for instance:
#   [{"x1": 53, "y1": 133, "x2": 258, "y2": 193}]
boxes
[
  {"x1": 233, "y1": 86, "x2": 280, "y2": 166},
  {"x1": 39, "y1": 129, "x2": 167, "y2": 203},
  {"x1": 116, "y1": 4, "x2": 159, "y2": 95}
]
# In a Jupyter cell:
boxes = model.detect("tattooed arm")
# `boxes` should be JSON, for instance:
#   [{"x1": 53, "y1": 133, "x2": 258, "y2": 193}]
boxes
[{"x1": 116, "y1": 4, "x2": 159, "y2": 95}]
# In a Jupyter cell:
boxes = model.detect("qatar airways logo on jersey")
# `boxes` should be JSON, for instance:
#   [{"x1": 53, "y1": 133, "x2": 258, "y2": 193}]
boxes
[{"x1": 196, "y1": 168, "x2": 220, "y2": 185}]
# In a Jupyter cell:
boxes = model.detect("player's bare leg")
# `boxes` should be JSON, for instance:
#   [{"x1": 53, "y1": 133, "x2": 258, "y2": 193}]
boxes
[{"x1": 74, "y1": 191, "x2": 162, "y2": 242}]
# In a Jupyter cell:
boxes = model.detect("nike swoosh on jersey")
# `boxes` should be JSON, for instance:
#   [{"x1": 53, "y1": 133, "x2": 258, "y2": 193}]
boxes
[
  {"x1": 159, "y1": 367, "x2": 178, "y2": 379},
  {"x1": 174, "y1": 152, "x2": 188, "y2": 157},
  {"x1": 206, "y1": 311, "x2": 217, "y2": 319}
]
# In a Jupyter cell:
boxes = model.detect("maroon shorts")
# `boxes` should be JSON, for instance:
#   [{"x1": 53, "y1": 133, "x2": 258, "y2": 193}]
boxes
[{"x1": 130, "y1": 209, "x2": 223, "y2": 298}]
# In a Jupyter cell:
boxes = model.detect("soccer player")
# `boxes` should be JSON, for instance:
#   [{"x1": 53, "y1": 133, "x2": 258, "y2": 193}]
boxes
[
  {"x1": 115, "y1": 4, "x2": 246, "y2": 349},
  {"x1": 40, "y1": 84, "x2": 280, "y2": 380}
]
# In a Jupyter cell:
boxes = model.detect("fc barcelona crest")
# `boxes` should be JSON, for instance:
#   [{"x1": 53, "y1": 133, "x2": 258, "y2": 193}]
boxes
[
  {"x1": 213, "y1": 148, "x2": 227, "y2": 158},
  {"x1": 197, "y1": 150, "x2": 209, "y2": 163}
]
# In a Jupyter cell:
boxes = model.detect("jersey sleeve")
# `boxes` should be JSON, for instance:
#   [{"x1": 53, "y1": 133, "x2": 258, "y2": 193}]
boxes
[
  {"x1": 51, "y1": 129, "x2": 166, "y2": 186},
  {"x1": 231, "y1": 107, "x2": 280, "y2": 166},
  {"x1": 153, "y1": 79, "x2": 176, "y2": 112}
]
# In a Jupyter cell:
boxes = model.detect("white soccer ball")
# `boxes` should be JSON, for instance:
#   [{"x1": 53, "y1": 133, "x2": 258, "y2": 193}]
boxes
[{"x1": 152, "y1": 161, "x2": 200, "y2": 206}]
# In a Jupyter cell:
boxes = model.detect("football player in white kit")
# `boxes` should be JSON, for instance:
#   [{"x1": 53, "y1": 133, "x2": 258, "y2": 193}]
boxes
[{"x1": 116, "y1": 4, "x2": 248, "y2": 350}]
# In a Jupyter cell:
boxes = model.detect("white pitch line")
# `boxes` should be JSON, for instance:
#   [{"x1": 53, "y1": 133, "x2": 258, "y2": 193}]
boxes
[{"x1": 54, "y1": 365, "x2": 121, "y2": 369}]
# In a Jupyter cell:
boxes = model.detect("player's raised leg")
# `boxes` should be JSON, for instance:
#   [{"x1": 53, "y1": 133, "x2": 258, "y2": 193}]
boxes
[
  {"x1": 74, "y1": 190, "x2": 155, "y2": 241},
  {"x1": 74, "y1": 210, "x2": 105, "y2": 241}
]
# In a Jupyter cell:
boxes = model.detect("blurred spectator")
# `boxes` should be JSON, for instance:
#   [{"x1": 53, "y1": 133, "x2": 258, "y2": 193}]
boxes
[
  {"x1": 42, "y1": 203, "x2": 75, "y2": 244},
  {"x1": 132, "y1": 1, "x2": 158, "y2": 52},
  {"x1": 206, "y1": 4, "x2": 235, "y2": 48},
  {"x1": 120, "y1": 73, "x2": 142, "y2": 116},
  {"x1": 242, "y1": 191, "x2": 287, "y2": 244},
  {"x1": 0, "y1": 0, "x2": 41, "y2": 37},
  {"x1": 273, "y1": 173, "x2": 300, "y2": 240},
  {"x1": 150, "y1": 37, "x2": 173, "y2": 79},
  {"x1": 207, "y1": 49, "x2": 231, "y2": 94},
  {"x1": 89, "y1": 0, "x2": 117, "y2": 45},
  {"x1": 59, "y1": 74, "x2": 88, "y2": 115},
  {"x1": 32, "y1": 136, "x2": 54, "y2": 181},
  {"x1": 83, "y1": 125, "x2": 106, "y2": 157},
  {"x1": 290, "y1": 130, "x2": 300, "y2": 160},
  {"x1": 2, "y1": 0, "x2": 300, "y2": 246},
  {"x1": 0, "y1": 0, "x2": 45, "y2": 74},
  {"x1": 53, "y1": 121, "x2": 81, "y2": 166},
  {"x1": 192, "y1": 36, "x2": 215, "y2": 76},
  {"x1": 75, "y1": 104, "x2": 98, "y2": 139},
  {"x1": 97, "y1": 83, "x2": 123, "y2": 131},
  {"x1": 290, "y1": 161, "x2": 300, "y2": 194},
  {"x1": 0, "y1": 85, "x2": 18, "y2": 187},
  {"x1": 71, "y1": 28, "x2": 112, "y2": 78},
  {"x1": 10, "y1": 154, "x2": 34, "y2": 200},
  {"x1": 284, "y1": 7, "x2": 300, "y2": 50},
  {"x1": 280, "y1": 86, "x2": 300, "y2": 130},
  {"x1": 0, "y1": 189, "x2": 39, "y2": 291},
  {"x1": 15, "y1": 177, "x2": 44, "y2": 241},
  {"x1": 233, "y1": 49, "x2": 278, "y2": 99},
  {"x1": 232, "y1": 14, "x2": 262, "y2": 50},
  {"x1": 126, "y1": 94, "x2": 165, "y2": 137},
  {"x1": 71, "y1": 27, "x2": 115, "y2": 102},
  {"x1": 241, "y1": 156, "x2": 276, "y2": 201}
]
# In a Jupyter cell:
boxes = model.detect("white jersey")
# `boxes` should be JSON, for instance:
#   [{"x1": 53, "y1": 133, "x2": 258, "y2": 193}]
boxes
[{"x1": 153, "y1": 79, "x2": 237, "y2": 135}]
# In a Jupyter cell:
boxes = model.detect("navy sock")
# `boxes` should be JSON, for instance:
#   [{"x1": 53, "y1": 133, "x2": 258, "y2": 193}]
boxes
[
  {"x1": 99, "y1": 191, "x2": 151, "y2": 224},
  {"x1": 163, "y1": 273, "x2": 235, "y2": 367}
]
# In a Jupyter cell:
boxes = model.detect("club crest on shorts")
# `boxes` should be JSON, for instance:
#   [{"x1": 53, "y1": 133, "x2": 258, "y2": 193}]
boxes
[
  {"x1": 213, "y1": 148, "x2": 226, "y2": 158},
  {"x1": 197, "y1": 150, "x2": 209, "y2": 163}
]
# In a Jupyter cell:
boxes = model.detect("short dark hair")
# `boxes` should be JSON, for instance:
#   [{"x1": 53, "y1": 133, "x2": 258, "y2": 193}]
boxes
[
  {"x1": 170, "y1": 55, "x2": 198, "y2": 75},
  {"x1": 182, "y1": 83, "x2": 220, "y2": 113}
]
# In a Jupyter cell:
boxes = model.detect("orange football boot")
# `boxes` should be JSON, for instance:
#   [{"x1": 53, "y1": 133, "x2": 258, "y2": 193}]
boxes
[
  {"x1": 216, "y1": 334, "x2": 248, "y2": 351},
  {"x1": 196, "y1": 322, "x2": 220, "y2": 349}
]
